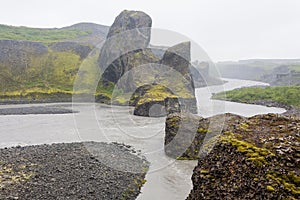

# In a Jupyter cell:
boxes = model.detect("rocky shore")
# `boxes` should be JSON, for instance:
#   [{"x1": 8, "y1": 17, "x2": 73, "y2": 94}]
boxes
[
  {"x1": 0, "y1": 142, "x2": 148, "y2": 199},
  {"x1": 251, "y1": 100, "x2": 300, "y2": 117},
  {"x1": 165, "y1": 113, "x2": 300, "y2": 199}
]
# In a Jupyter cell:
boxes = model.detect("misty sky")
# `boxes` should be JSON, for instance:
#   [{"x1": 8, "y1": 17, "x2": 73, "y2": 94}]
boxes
[{"x1": 1, "y1": 0, "x2": 300, "y2": 62}]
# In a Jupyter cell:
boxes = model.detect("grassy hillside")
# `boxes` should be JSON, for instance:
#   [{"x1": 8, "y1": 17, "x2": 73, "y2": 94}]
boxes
[
  {"x1": 0, "y1": 23, "x2": 115, "y2": 103},
  {"x1": 212, "y1": 86, "x2": 300, "y2": 108},
  {"x1": 0, "y1": 24, "x2": 90, "y2": 44}
]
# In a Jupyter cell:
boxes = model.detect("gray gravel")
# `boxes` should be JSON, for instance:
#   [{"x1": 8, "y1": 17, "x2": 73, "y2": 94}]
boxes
[
  {"x1": 0, "y1": 106, "x2": 76, "y2": 115},
  {"x1": 0, "y1": 142, "x2": 148, "y2": 199}
]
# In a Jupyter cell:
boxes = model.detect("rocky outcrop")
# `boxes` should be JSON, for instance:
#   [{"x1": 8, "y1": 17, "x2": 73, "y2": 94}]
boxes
[
  {"x1": 101, "y1": 49, "x2": 159, "y2": 92},
  {"x1": 131, "y1": 84, "x2": 174, "y2": 117},
  {"x1": 133, "y1": 42, "x2": 197, "y2": 116},
  {"x1": 99, "y1": 10, "x2": 153, "y2": 85},
  {"x1": 107, "y1": 10, "x2": 152, "y2": 41},
  {"x1": 98, "y1": 10, "x2": 197, "y2": 116},
  {"x1": 161, "y1": 42, "x2": 194, "y2": 93},
  {"x1": 165, "y1": 112, "x2": 300, "y2": 199},
  {"x1": 165, "y1": 113, "x2": 242, "y2": 159}
]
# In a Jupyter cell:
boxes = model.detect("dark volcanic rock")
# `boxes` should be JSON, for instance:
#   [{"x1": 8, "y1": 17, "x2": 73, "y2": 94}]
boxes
[
  {"x1": 164, "y1": 97, "x2": 198, "y2": 115},
  {"x1": 131, "y1": 84, "x2": 173, "y2": 117},
  {"x1": 132, "y1": 42, "x2": 198, "y2": 117},
  {"x1": 161, "y1": 41, "x2": 195, "y2": 92},
  {"x1": 134, "y1": 100, "x2": 166, "y2": 117},
  {"x1": 107, "y1": 10, "x2": 152, "y2": 41},
  {"x1": 171, "y1": 113, "x2": 300, "y2": 199},
  {"x1": 99, "y1": 10, "x2": 152, "y2": 81},
  {"x1": 132, "y1": 84, "x2": 197, "y2": 117},
  {"x1": 0, "y1": 142, "x2": 148, "y2": 199},
  {"x1": 101, "y1": 49, "x2": 159, "y2": 92},
  {"x1": 134, "y1": 98, "x2": 198, "y2": 118},
  {"x1": 98, "y1": 10, "x2": 197, "y2": 116},
  {"x1": 165, "y1": 113, "x2": 239, "y2": 159}
]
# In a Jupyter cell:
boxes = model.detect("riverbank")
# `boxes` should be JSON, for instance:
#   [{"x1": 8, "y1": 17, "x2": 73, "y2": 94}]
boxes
[
  {"x1": 250, "y1": 100, "x2": 300, "y2": 117},
  {"x1": 212, "y1": 86, "x2": 300, "y2": 117},
  {"x1": 0, "y1": 79, "x2": 289, "y2": 200},
  {"x1": 0, "y1": 142, "x2": 148, "y2": 199}
]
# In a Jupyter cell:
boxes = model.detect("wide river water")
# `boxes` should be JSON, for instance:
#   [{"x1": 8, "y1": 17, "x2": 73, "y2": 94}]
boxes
[{"x1": 0, "y1": 79, "x2": 286, "y2": 200}]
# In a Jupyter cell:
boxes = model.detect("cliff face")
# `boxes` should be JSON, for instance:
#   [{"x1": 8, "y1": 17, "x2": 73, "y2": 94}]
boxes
[
  {"x1": 164, "y1": 113, "x2": 300, "y2": 199},
  {"x1": 0, "y1": 40, "x2": 94, "y2": 94},
  {"x1": 0, "y1": 23, "x2": 108, "y2": 101},
  {"x1": 99, "y1": 10, "x2": 154, "y2": 88}
]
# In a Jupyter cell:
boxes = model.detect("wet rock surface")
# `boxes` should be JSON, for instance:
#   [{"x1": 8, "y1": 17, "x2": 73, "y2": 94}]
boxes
[
  {"x1": 173, "y1": 113, "x2": 300, "y2": 199},
  {"x1": 0, "y1": 142, "x2": 148, "y2": 199}
]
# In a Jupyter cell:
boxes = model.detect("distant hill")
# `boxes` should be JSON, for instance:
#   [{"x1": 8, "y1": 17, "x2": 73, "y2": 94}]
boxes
[
  {"x1": 217, "y1": 59, "x2": 300, "y2": 85},
  {"x1": 0, "y1": 23, "x2": 109, "y2": 45}
]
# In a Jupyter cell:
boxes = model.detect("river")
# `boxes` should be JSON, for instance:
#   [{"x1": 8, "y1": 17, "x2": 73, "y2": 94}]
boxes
[{"x1": 0, "y1": 79, "x2": 285, "y2": 200}]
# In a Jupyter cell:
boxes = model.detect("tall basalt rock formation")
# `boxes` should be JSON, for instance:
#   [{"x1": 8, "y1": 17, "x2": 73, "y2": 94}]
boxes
[
  {"x1": 98, "y1": 10, "x2": 197, "y2": 116},
  {"x1": 98, "y1": 10, "x2": 156, "y2": 92},
  {"x1": 106, "y1": 10, "x2": 152, "y2": 42},
  {"x1": 160, "y1": 41, "x2": 197, "y2": 113}
]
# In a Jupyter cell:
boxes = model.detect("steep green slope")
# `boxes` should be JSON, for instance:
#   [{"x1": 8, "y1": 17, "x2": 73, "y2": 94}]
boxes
[{"x1": 0, "y1": 23, "x2": 112, "y2": 103}]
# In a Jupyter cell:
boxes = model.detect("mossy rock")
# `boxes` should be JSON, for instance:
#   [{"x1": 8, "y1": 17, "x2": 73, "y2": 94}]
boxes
[{"x1": 183, "y1": 113, "x2": 300, "y2": 199}]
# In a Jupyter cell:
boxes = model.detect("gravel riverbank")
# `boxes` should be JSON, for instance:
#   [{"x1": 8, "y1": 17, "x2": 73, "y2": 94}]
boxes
[
  {"x1": 0, "y1": 106, "x2": 77, "y2": 115},
  {"x1": 0, "y1": 142, "x2": 148, "y2": 199}
]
